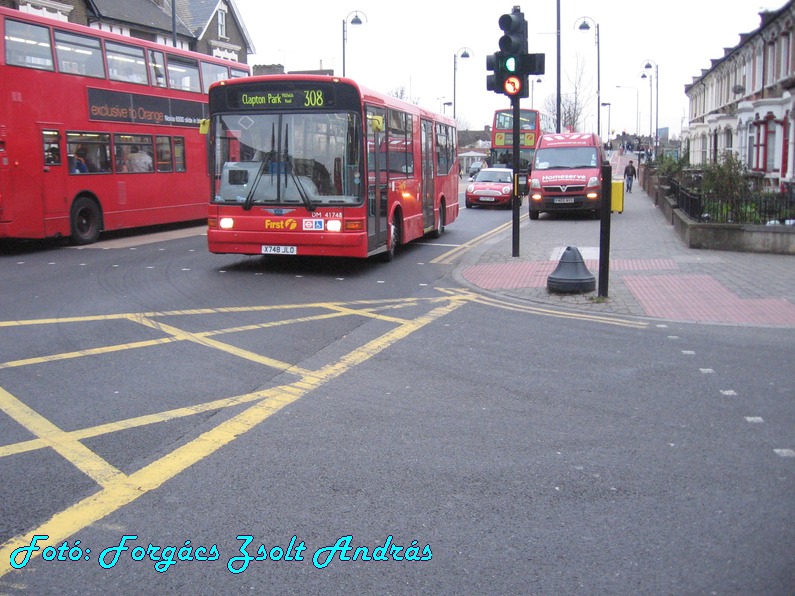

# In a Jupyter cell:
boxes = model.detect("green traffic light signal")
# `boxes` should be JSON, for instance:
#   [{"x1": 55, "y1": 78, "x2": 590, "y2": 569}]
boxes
[{"x1": 504, "y1": 55, "x2": 517, "y2": 73}]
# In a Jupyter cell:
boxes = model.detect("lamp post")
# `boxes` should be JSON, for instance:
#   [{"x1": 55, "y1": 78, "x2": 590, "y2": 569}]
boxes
[
  {"x1": 642, "y1": 59, "x2": 659, "y2": 158},
  {"x1": 453, "y1": 47, "x2": 472, "y2": 120},
  {"x1": 342, "y1": 11, "x2": 367, "y2": 77},
  {"x1": 601, "y1": 102, "x2": 611, "y2": 147},
  {"x1": 576, "y1": 16, "x2": 600, "y2": 139},
  {"x1": 616, "y1": 85, "x2": 639, "y2": 136},
  {"x1": 531, "y1": 77, "x2": 542, "y2": 109}
]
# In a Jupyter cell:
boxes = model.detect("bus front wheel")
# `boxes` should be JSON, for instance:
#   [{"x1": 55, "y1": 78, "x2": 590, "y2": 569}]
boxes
[{"x1": 70, "y1": 197, "x2": 102, "y2": 245}]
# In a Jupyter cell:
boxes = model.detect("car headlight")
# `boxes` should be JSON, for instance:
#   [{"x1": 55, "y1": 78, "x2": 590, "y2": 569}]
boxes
[
  {"x1": 530, "y1": 179, "x2": 541, "y2": 189},
  {"x1": 587, "y1": 176, "x2": 600, "y2": 188},
  {"x1": 502, "y1": 185, "x2": 512, "y2": 195},
  {"x1": 467, "y1": 184, "x2": 475, "y2": 193}
]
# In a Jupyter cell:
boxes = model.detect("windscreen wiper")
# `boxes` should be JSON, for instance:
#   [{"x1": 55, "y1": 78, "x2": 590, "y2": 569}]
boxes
[
  {"x1": 242, "y1": 123, "x2": 277, "y2": 211},
  {"x1": 283, "y1": 125, "x2": 315, "y2": 213}
]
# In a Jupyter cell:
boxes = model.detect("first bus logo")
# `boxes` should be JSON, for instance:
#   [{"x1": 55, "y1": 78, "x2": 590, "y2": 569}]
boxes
[{"x1": 264, "y1": 219, "x2": 297, "y2": 230}]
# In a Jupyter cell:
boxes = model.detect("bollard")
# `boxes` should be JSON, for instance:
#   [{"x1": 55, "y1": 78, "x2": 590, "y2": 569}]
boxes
[{"x1": 547, "y1": 246, "x2": 595, "y2": 293}]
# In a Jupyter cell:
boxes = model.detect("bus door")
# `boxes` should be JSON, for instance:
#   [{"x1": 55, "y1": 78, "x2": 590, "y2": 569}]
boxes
[
  {"x1": 39, "y1": 126, "x2": 67, "y2": 220},
  {"x1": 366, "y1": 106, "x2": 388, "y2": 252},
  {"x1": 421, "y1": 119, "x2": 435, "y2": 225}
]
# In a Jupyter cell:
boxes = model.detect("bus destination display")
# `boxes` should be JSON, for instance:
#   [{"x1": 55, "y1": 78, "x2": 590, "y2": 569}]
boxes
[{"x1": 236, "y1": 88, "x2": 329, "y2": 110}]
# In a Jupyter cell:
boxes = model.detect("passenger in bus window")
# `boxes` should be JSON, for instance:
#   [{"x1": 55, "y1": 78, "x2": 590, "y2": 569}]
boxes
[
  {"x1": 73, "y1": 147, "x2": 90, "y2": 173},
  {"x1": 46, "y1": 146, "x2": 60, "y2": 165},
  {"x1": 125, "y1": 145, "x2": 153, "y2": 172}
]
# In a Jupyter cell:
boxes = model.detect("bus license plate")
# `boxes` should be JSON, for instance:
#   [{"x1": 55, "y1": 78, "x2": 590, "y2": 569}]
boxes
[
  {"x1": 261, "y1": 245, "x2": 297, "y2": 255},
  {"x1": 554, "y1": 197, "x2": 575, "y2": 204}
]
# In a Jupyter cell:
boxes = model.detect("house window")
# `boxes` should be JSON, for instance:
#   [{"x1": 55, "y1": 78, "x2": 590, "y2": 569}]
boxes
[
  {"x1": 765, "y1": 119, "x2": 777, "y2": 172},
  {"x1": 218, "y1": 9, "x2": 227, "y2": 39}
]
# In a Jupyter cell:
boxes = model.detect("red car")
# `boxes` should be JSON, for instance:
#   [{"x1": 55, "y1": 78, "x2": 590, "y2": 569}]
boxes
[{"x1": 465, "y1": 167, "x2": 521, "y2": 208}]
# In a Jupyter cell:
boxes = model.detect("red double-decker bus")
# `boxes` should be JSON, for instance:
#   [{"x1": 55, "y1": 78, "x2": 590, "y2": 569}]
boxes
[
  {"x1": 205, "y1": 75, "x2": 459, "y2": 260},
  {"x1": 489, "y1": 108, "x2": 555, "y2": 170},
  {"x1": 0, "y1": 7, "x2": 249, "y2": 244}
]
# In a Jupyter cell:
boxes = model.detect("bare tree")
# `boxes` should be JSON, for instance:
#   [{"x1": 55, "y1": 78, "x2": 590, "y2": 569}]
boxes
[{"x1": 543, "y1": 55, "x2": 593, "y2": 132}]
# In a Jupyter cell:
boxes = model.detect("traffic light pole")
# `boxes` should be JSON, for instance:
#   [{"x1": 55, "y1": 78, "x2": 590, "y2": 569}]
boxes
[{"x1": 511, "y1": 94, "x2": 521, "y2": 257}]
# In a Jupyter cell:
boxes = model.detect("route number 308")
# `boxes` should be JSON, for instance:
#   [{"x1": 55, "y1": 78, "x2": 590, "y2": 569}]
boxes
[{"x1": 304, "y1": 90, "x2": 324, "y2": 107}]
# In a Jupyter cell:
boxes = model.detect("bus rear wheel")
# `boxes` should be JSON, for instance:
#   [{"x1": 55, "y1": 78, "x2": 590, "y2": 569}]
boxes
[
  {"x1": 70, "y1": 197, "x2": 102, "y2": 245},
  {"x1": 429, "y1": 202, "x2": 445, "y2": 238},
  {"x1": 383, "y1": 214, "x2": 402, "y2": 262}
]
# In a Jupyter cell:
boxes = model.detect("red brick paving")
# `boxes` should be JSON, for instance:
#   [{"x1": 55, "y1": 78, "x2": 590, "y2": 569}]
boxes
[{"x1": 622, "y1": 274, "x2": 795, "y2": 325}]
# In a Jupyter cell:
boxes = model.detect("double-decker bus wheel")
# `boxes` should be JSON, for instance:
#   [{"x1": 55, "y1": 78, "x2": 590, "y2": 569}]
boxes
[{"x1": 70, "y1": 196, "x2": 102, "y2": 245}]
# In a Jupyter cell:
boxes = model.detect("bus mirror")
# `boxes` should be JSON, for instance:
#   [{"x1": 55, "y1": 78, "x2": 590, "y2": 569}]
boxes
[
  {"x1": 369, "y1": 116, "x2": 384, "y2": 133},
  {"x1": 199, "y1": 119, "x2": 210, "y2": 135}
]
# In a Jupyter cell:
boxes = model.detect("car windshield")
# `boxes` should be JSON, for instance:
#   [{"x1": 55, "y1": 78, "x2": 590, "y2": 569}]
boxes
[
  {"x1": 476, "y1": 170, "x2": 512, "y2": 183},
  {"x1": 534, "y1": 147, "x2": 598, "y2": 170}
]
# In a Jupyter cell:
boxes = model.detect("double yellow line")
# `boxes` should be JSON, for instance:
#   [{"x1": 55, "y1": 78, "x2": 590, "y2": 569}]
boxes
[{"x1": 431, "y1": 215, "x2": 527, "y2": 265}]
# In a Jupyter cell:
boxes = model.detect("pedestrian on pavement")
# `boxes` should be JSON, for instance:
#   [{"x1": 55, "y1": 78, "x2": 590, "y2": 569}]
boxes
[{"x1": 624, "y1": 159, "x2": 637, "y2": 193}]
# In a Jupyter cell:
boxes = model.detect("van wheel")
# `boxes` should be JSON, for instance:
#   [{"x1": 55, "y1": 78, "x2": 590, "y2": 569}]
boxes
[
  {"x1": 529, "y1": 209, "x2": 540, "y2": 220},
  {"x1": 70, "y1": 197, "x2": 102, "y2": 245}
]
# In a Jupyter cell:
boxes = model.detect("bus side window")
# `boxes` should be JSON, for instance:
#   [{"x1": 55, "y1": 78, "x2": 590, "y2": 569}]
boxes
[
  {"x1": 156, "y1": 136, "x2": 173, "y2": 172},
  {"x1": 43, "y1": 130, "x2": 61, "y2": 165},
  {"x1": 173, "y1": 137, "x2": 186, "y2": 172}
]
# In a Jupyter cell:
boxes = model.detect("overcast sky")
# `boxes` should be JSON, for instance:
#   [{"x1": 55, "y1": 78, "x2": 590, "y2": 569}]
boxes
[{"x1": 234, "y1": 0, "x2": 783, "y2": 138}]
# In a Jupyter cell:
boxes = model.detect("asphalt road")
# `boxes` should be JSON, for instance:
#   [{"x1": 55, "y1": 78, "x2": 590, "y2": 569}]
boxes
[{"x1": 0, "y1": 208, "x2": 793, "y2": 594}]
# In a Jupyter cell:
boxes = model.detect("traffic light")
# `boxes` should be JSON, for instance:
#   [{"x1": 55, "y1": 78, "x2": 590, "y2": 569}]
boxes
[
  {"x1": 486, "y1": 8, "x2": 544, "y2": 96},
  {"x1": 495, "y1": 8, "x2": 529, "y2": 97}
]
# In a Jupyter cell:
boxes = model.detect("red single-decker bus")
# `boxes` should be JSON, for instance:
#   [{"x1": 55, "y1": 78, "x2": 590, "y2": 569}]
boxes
[{"x1": 205, "y1": 74, "x2": 459, "y2": 260}]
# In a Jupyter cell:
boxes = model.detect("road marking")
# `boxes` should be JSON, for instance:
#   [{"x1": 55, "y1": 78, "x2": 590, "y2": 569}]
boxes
[
  {"x1": 431, "y1": 218, "x2": 525, "y2": 265},
  {"x1": 0, "y1": 293, "x2": 471, "y2": 576},
  {"x1": 472, "y1": 294, "x2": 648, "y2": 329},
  {"x1": 0, "y1": 288, "x2": 648, "y2": 577}
]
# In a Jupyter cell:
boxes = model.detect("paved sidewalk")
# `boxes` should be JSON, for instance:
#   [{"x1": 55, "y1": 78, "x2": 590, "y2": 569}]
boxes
[{"x1": 454, "y1": 154, "x2": 795, "y2": 327}]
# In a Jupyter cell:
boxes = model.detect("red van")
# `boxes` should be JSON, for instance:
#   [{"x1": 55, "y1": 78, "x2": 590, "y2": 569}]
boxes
[{"x1": 528, "y1": 133, "x2": 605, "y2": 220}]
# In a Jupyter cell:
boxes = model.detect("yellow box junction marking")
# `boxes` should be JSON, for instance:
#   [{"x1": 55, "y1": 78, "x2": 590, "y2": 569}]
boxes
[
  {"x1": 0, "y1": 289, "x2": 644, "y2": 576},
  {"x1": 0, "y1": 292, "x2": 473, "y2": 576}
]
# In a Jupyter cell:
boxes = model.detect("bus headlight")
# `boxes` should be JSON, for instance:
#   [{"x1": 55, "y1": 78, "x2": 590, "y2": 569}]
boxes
[
  {"x1": 219, "y1": 217, "x2": 235, "y2": 229},
  {"x1": 326, "y1": 219, "x2": 342, "y2": 232}
]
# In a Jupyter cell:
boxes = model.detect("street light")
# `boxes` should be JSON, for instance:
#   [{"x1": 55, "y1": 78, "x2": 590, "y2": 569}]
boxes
[
  {"x1": 642, "y1": 59, "x2": 659, "y2": 158},
  {"x1": 342, "y1": 10, "x2": 367, "y2": 77},
  {"x1": 443, "y1": 101, "x2": 452, "y2": 115},
  {"x1": 576, "y1": 16, "x2": 600, "y2": 139},
  {"x1": 601, "y1": 102, "x2": 611, "y2": 145},
  {"x1": 453, "y1": 47, "x2": 472, "y2": 120},
  {"x1": 531, "y1": 77, "x2": 542, "y2": 109},
  {"x1": 616, "y1": 85, "x2": 639, "y2": 136}
]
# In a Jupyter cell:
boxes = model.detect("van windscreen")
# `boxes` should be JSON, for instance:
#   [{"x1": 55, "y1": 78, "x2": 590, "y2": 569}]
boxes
[{"x1": 534, "y1": 147, "x2": 598, "y2": 170}]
